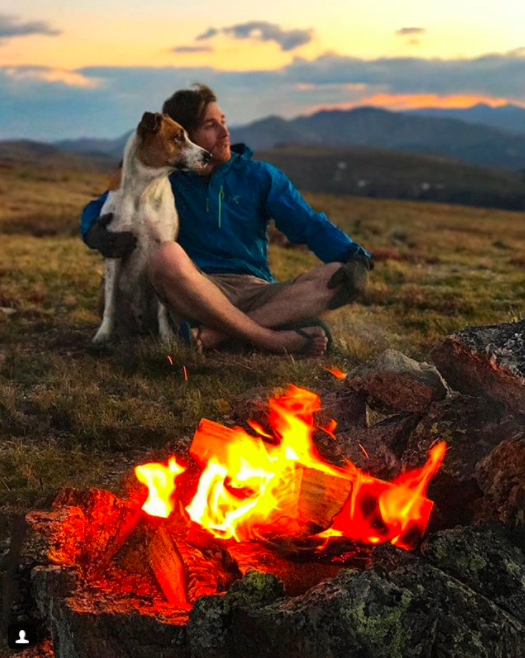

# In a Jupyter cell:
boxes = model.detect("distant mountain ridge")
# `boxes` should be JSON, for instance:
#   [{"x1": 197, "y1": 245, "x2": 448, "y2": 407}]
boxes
[
  {"x1": 56, "y1": 132, "x2": 132, "y2": 160},
  {"x1": 230, "y1": 107, "x2": 525, "y2": 170},
  {"x1": 52, "y1": 104, "x2": 525, "y2": 171},
  {"x1": 405, "y1": 103, "x2": 525, "y2": 136}
]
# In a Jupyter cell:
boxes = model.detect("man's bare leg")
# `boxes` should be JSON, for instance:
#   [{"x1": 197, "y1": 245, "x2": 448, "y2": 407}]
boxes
[
  {"x1": 149, "y1": 242, "x2": 327, "y2": 355},
  {"x1": 199, "y1": 263, "x2": 344, "y2": 350}
]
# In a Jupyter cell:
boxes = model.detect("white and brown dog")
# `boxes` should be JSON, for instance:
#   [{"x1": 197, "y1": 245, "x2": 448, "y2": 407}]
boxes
[{"x1": 92, "y1": 112, "x2": 211, "y2": 344}]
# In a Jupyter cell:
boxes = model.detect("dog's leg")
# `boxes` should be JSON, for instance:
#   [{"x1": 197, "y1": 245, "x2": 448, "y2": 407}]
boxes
[
  {"x1": 157, "y1": 300, "x2": 172, "y2": 342},
  {"x1": 92, "y1": 260, "x2": 120, "y2": 343}
]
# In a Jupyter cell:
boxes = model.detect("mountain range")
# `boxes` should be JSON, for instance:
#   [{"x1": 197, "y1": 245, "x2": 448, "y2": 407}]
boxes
[{"x1": 53, "y1": 103, "x2": 525, "y2": 171}]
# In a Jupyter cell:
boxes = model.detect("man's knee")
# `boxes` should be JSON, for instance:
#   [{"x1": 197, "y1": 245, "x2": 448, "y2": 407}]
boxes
[
  {"x1": 148, "y1": 242, "x2": 191, "y2": 286},
  {"x1": 295, "y1": 261, "x2": 343, "y2": 286}
]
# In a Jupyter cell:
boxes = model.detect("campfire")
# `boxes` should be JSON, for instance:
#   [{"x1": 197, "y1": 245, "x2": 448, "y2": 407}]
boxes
[
  {"x1": 9, "y1": 324, "x2": 525, "y2": 658},
  {"x1": 133, "y1": 385, "x2": 445, "y2": 607}
]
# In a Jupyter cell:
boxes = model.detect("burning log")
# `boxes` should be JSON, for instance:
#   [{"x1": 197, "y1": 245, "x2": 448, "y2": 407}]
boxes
[
  {"x1": 147, "y1": 527, "x2": 189, "y2": 608},
  {"x1": 189, "y1": 419, "x2": 353, "y2": 540},
  {"x1": 148, "y1": 526, "x2": 225, "y2": 606}
]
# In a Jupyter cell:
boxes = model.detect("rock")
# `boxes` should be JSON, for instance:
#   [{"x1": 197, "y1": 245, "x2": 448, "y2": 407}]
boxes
[
  {"x1": 231, "y1": 568, "x2": 436, "y2": 658},
  {"x1": 403, "y1": 394, "x2": 522, "y2": 529},
  {"x1": 348, "y1": 349, "x2": 449, "y2": 414},
  {"x1": 431, "y1": 320, "x2": 525, "y2": 416},
  {"x1": 336, "y1": 413, "x2": 422, "y2": 480},
  {"x1": 228, "y1": 543, "x2": 525, "y2": 658},
  {"x1": 318, "y1": 389, "x2": 368, "y2": 432},
  {"x1": 475, "y1": 436, "x2": 525, "y2": 536},
  {"x1": 373, "y1": 545, "x2": 525, "y2": 658},
  {"x1": 50, "y1": 595, "x2": 188, "y2": 658},
  {"x1": 421, "y1": 522, "x2": 525, "y2": 623},
  {"x1": 188, "y1": 570, "x2": 285, "y2": 658}
]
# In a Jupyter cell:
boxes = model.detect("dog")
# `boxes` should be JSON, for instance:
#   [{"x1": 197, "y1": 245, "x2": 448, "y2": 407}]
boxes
[{"x1": 92, "y1": 112, "x2": 211, "y2": 344}]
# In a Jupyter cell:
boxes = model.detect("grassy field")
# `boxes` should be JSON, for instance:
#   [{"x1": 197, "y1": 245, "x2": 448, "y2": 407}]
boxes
[{"x1": 1, "y1": 159, "x2": 525, "y2": 529}]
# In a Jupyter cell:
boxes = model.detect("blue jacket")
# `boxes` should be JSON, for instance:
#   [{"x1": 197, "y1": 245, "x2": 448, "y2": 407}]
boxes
[{"x1": 80, "y1": 144, "x2": 370, "y2": 282}]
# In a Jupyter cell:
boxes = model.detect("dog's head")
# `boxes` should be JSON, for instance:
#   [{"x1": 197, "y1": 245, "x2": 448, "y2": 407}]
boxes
[{"x1": 136, "y1": 112, "x2": 212, "y2": 172}]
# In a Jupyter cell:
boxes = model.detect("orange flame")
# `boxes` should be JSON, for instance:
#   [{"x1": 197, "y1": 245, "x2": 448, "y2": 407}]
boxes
[
  {"x1": 134, "y1": 457, "x2": 185, "y2": 518},
  {"x1": 135, "y1": 386, "x2": 445, "y2": 550}
]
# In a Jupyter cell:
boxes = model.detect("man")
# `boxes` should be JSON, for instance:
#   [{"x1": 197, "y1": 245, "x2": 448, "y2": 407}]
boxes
[{"x1": 81, "y1": 84, "x2": 372, "y2": 356}]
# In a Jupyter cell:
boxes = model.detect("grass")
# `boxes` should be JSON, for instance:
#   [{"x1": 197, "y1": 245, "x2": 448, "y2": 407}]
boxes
[{"x1": 1, "y1": 160, "x2": 525, "y2": 523}]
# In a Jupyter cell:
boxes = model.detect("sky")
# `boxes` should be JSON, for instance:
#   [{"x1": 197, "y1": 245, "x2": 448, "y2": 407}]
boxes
[{"x1": 0, "y1": 0, "x2": 523, "y2": 141}]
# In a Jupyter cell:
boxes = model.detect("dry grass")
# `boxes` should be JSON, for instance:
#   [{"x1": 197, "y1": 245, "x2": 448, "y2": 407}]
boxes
[{"x1": 1, "y1": 162, "x2": 525, "y2": 520}]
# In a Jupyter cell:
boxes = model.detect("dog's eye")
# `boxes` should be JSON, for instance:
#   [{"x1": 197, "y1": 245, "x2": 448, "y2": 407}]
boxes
[{"x1": 174, "y1": 132, "x2": 184, "y2": 143}]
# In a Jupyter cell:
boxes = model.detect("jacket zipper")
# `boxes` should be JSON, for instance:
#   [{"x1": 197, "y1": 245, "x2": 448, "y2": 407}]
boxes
[{"x1": 218, "y1": 185, "x2": 224, "y2": 229}]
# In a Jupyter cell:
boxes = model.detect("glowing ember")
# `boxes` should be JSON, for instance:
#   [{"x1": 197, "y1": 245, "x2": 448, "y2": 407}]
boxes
[
  {"x1": 135, "y1": 457, "x2": 185, "y2": 518},
  {"x1": 135, "y1": 386, "x2": 446, "y2": 550},
  {"x1": 358, "y1": 443, "x2": 370, "y2": 459},
  {"x1": 323, "y1": 366, "x2": 347, "y2": 379}
]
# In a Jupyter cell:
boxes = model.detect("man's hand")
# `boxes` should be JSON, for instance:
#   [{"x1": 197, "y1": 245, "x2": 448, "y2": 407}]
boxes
[
  {"x1": 84, "y1": 213, "x2": 137, "y2": 259},
  {"x1": 327, "y1": 252, "x2": 373, "y2": 310}
]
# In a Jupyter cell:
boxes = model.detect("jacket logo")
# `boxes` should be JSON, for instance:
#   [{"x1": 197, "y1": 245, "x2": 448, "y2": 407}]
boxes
[{"x1": 231, "y1": 194, "x2": 241, "y2": 205}]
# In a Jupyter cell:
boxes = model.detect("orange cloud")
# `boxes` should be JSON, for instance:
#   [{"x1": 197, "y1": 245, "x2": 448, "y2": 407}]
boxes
[{"x1": 307, "y1": 93, "x2": 523, "y2": 113}]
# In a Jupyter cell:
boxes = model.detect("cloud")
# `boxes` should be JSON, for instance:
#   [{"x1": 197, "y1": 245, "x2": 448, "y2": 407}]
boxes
[
  {"x1": 4, "y1": 65, "x2": 98, "y2": 87},
  {"x1": 396, "y1": 27, "x2": 426, "y2": 36},
  {"x1": 196, "y1": 21, "x2": 313, "y2": 52},
  {"x1": 0, "y1": 14, "x2": 60, "y2": 41},
  {"x1": 2, "y1": 49, "x2": 525, "y2": 140},
  {"x1": 283, "y1": 51, "x2": 525, "y2": 98},
  {"x1": 172, "y1": 45, "x2": 213, "y2": 53}
]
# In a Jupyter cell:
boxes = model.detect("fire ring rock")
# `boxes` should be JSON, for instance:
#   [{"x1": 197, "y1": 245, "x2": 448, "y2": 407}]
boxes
[
  {"x1": 347, "y1": 349, "x2": 449, "y2": 414},
  {"x1": 431, "y1": 319, "x2": 525, "y2": 416}
]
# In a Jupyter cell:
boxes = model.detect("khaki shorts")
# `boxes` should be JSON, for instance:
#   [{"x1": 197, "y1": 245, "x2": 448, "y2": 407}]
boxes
[
  {"x1": 204, "y1": 272, "x2": 299, "y2": 313},
  {"x1": 151, "y1": 270, "x2": 304, "y2": 326}
]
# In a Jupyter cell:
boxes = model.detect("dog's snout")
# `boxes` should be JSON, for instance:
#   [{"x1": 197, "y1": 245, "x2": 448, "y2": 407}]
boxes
[{"x1": 202, "y1": 151, "x2": 212, "y2": 164}]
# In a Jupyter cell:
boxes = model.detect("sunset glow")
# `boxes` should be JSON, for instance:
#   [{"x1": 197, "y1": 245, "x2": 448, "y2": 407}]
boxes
[{"x1": 0, "y1": 0, "x2": 522, "y2": 139}]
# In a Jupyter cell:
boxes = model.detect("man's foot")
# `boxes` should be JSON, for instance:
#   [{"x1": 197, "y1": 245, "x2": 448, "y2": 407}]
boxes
[
  {"x1": 176, "y1": 322, "x2": 203, "y2": 353},
  {"x1": 197, "y1": 326, "x2": 225, "y2": 350},
  {"x1": 275, "y1": 325, "x2": 329, "y2": 357},
  {"x1": 195, "y1": 320, "x2": 331, "y2": 356}
]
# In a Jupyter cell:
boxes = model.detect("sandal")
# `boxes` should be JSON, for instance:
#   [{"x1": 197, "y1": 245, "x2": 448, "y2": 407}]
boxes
[
  {"x1": 276, "y1": 318, "x2": 333, "y2": 354},
  {"x1": 176, "y1": 321, "x2": 203, "y2": 353}
]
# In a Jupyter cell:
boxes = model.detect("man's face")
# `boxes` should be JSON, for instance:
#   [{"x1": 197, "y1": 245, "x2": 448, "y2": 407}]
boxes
[{"x1": 189, "y1": 102, "x2": 231, "y2": 169}]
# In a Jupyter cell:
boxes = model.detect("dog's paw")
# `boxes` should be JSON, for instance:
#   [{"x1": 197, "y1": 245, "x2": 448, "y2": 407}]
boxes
[{"x1": 92, "y1": 328, "x2": 112, "y2": 344}]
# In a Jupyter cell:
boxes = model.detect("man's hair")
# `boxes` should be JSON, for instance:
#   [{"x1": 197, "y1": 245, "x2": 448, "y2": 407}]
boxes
[{"x1": 162, "y1": 83, "x2": 217, "y2": 134}]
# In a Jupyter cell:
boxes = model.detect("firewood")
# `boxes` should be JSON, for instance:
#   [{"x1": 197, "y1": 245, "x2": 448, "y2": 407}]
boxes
[
  {"x1": 190, "y1": 420, "x2": 353, "y2": 539},
  {"x1": 190, "y1": 419, "x2": 267, "y2": 466},
  {"x1": 148, "y1": 526, "x2": 221, "y2": 606},
  {"x1": 148, "y1": 527, "x2": 190, "y2": 608}
]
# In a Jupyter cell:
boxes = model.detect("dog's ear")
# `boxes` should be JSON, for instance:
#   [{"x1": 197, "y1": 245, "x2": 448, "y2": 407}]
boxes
[{"x1": 138, "y1": 112, "x2": 162, "y2": 138}]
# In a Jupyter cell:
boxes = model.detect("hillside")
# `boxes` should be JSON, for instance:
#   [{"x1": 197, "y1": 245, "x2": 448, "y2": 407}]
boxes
[
  {"x1": 256, "y1": 144, "x2": 525, "y2": 211},
  {"x1": 2, "y1": 137, "x2": 524, "y2": 212},
  {"x1": 0, "y1": 140, "x2": 116, "y2": 171}
]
